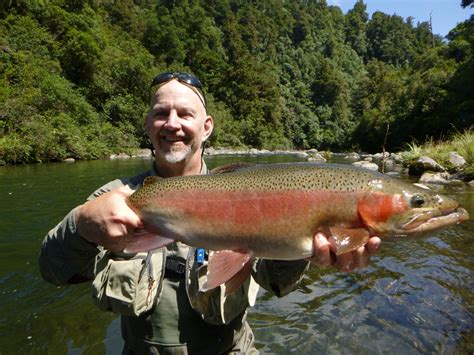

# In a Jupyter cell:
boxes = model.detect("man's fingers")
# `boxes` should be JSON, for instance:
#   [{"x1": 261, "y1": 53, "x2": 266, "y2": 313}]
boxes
[
  {"x1": 111, "y1": 186, "x2": 142, "y2": 228},
  {"x1": 354, "y1": 246, "x2": 369, "y2": 269},
  {"x1": 366, "y1": 237, "x2": 381, "y2": 256},
  {"x1": 120, "y1": 211, "x2": 142, "y2": 229},
  {"x1": 312, "y1": 232, "x2": 332, "y2": 266},
  {"x1": 309, "y1": 233, "x2": 381, "y2": 271},
  {"x1": 76, "y1": 185, "x2": 142, "y2": 251},
  {"x1": 334, "y1": 252, "x2": 354, "y2": 271}
]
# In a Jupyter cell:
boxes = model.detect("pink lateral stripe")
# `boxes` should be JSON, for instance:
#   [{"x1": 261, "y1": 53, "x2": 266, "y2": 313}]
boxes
[{"x1": 150, "y1": 189, "x2": 362, "y2": 228}]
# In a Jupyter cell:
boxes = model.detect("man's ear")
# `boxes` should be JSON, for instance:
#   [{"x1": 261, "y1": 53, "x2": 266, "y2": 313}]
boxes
[{"x1": 203, "y1": 115, "x2": 214, "y2": 141}]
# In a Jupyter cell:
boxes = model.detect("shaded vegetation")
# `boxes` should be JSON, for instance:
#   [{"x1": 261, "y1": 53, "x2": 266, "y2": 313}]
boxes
[{"x1": 0, "y1": 0, "x2": 472, "y2": 164}]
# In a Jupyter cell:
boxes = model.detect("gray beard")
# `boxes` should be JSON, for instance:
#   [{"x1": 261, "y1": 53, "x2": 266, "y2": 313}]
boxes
[{"x1": 162, "y1": 145, "x2": 192, "y2": 164}]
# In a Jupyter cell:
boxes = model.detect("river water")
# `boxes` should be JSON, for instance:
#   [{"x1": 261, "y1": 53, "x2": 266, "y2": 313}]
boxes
[{"x1": 0, "y1": 155, "x2": 472, "y2": 354}]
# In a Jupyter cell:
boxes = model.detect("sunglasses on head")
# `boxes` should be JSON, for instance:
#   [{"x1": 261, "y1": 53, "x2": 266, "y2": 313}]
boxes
[{"x1": 150, "y1": 71, "x2": 206, "y2": 108}]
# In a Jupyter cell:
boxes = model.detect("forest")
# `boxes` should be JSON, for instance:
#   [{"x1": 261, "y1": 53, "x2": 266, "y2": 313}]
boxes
[{"x1": 0, "y1": 0, "x2": 473, "y2": 164}]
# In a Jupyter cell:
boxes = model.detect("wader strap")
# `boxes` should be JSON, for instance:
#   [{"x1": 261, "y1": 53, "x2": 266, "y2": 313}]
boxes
[{"x1": 164, "y1": 256, "x2": 186, "y2": 278}]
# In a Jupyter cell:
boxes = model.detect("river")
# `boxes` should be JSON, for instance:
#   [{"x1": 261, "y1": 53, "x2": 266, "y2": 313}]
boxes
[{"x1": 0, "y1": 154, "x2": 472, "y2": 354}]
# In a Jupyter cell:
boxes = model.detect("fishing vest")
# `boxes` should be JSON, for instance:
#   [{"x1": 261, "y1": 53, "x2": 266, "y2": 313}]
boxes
[{"x1": 91, "y1": 244, "x2": 259, "y2": 324}]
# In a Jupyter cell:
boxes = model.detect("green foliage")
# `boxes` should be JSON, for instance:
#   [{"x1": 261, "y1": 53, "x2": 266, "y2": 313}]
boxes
[
  {"x1": 0, "y1": 10, "x2": 144, "y2": 164},
  {"x1": 344, "y1": 0, "x2": 368, "y2": 57},
  {"x1": 0, "y1": 0, "x2": 472, "y2": 164}
]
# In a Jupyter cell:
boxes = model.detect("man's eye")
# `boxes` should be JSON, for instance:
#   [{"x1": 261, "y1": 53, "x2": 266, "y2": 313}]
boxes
[
  {"x1": 154, "y1": 110, "x2": 168, "y2": 118},
  {"x1": 179, "y1": 112, "x2": 194, "y2": 120}
]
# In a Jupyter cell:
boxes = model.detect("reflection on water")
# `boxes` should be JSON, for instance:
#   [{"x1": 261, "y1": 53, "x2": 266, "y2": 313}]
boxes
[{"x1": 0, "y1": 156, "x2": 472, "y2": 354}]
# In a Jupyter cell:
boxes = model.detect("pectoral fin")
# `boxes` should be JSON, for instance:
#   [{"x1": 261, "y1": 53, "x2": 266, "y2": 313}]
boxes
[
  {"x1": 328, "y1": 227, "x2": 370, "y2": 255},
  {"x1": 123, "y1": 227, "x2": 174, "y2": 253},
  {"x1": 201, "y1": 250, "x2": 253, "y2": 294}
]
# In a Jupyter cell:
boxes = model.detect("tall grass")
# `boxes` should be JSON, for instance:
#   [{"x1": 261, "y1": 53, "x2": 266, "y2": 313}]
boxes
[
  {"x1": 453, "y1": 130, "x2": 474, "y2": 165},
  {"x1": 400, "y1": 129, "x2": 474, "y2": 170}
]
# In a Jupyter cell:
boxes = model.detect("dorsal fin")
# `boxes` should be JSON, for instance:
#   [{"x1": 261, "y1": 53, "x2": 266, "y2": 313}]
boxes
[
  {"x1": 210, "y1": 163, "x2": 255, "y2": 174},
  {"x1": 143, "y1": 176, "x2": 163, "y2": 186}
]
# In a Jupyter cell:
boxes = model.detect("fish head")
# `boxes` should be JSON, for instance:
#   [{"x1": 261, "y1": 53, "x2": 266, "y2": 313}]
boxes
[{"x1": 358, "y1": 179, "x2": 469, "y2": 236}]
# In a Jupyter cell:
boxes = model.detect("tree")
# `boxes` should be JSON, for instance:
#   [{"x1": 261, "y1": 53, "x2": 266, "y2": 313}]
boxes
[{"x1": 345, "y1": 0, "x2": 368, "y2": 57}]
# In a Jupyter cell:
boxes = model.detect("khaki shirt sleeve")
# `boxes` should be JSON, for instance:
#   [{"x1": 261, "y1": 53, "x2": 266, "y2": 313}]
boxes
[
  {"x1": 39, "y1": 207, "x2": 100, "y2": 285},
  {"x1": 253, "y1": 259, "x2": 310, "y2": 297},
  {"x1": 38, "y1": 179, "x2": 125, "y2": 286}
]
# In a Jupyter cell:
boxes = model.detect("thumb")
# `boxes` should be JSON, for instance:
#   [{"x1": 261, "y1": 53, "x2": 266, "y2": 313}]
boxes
[
  {"x1": 119, "y1": 184, "x2": 136, "y2": 197},
  {"x1": 114, "y1": 185, "x2": 142, "y2": 229}
]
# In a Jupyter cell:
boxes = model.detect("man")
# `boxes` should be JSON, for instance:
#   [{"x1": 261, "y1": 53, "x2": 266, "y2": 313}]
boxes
[{"x1": 39, "y1": 72, "x2": 381, "y2": 354}]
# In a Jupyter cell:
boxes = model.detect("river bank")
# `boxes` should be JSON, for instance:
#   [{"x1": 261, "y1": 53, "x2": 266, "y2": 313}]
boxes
[{"x1": 101, "y1": 141, "x2": 473, "y2": 187}]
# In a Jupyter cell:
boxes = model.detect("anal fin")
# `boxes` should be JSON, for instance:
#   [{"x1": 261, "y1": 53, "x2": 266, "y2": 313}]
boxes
[
  {"x1": 201, "y1": 250, "x2": 253, "y2": 294},
  {"x1": 224, "y1": 258, "x2": 254, "y2": 296}
]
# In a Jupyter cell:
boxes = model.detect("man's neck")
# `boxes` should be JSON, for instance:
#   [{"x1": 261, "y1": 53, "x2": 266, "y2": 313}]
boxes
[{"x1": 154, "y1": 155, "x2": 203, "y2": 178}]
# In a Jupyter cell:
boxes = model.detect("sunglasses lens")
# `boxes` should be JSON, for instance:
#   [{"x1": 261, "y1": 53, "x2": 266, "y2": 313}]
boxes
[
  {"x1": 176, "y1": 73, "x2": 202, "y2": 89},
  {"x1": 150, "y1": 72, "x2": 206, "y2": 107},
  {"x1": 151, "y1": 72, "x2": 202, "y2": 89},
  {"x1": 151, "y1": 72, "x2": 174, "y2": 87}
]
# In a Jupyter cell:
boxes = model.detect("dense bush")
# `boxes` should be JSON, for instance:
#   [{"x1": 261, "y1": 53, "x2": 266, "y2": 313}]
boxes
[{"x1": 0, "y1": 0, "x2": 472, "y2": 164}]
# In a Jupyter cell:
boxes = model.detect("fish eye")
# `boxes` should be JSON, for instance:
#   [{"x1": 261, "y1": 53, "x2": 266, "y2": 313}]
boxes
[{"x1": 411, "y1": 194, "x2": 425, "y2": 207}]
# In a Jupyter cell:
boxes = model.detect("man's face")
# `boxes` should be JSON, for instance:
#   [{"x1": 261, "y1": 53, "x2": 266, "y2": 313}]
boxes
[{"x1": 145, "y1": 80, "x2": 213, "y2": 167}]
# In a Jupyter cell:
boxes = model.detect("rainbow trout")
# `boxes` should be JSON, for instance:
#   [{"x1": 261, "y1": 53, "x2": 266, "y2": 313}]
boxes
[{"x1": 126, "y1": 163, "x2": 469, "y2": 292}]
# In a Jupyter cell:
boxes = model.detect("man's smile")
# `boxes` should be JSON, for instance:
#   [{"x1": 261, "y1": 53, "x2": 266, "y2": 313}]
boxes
[{"x1": 161, "y1": 135, "x2": 187, "y2": 144}]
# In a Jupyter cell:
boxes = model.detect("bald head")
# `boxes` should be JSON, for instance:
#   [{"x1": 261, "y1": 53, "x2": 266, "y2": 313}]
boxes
[
  {"x1": 145, "y1": 79, "x2": 213, "y2": 176},
  {"x1": 150, "y1": 80, "x2": 207, "y2": 115}
]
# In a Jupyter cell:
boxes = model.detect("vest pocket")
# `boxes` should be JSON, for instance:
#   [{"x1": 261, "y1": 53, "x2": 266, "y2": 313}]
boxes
[{"x1": 92, "y1": 249, "x2": 165, "y2": 316}]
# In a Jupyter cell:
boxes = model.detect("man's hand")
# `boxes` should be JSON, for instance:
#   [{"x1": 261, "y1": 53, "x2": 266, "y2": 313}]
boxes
[
  {"x1": 75, "y1": 185, "x2": 141, "y2": 252},
  {"x1": 308, "y1": 232, "x2": 381, "y2": 272}
]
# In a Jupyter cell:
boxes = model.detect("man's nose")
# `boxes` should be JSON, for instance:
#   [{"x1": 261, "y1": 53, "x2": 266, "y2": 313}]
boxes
[{"x1": 163, "y1": 111, "x2": 180, "y2": 130}]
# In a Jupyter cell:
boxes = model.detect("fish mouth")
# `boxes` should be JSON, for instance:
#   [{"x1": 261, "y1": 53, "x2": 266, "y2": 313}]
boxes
[{"x1": 399, "y1": 207, "x2": 469, "y2": 234}]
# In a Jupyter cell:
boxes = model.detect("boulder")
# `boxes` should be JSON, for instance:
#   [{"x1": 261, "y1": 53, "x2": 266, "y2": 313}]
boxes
[
  {"x1": 448, "y1": 151, "x2": 466, "y2": 168},
  {"x1": 372, "y1": 152, "x2": 390, "y2": 163},
  {"x1": 352, "y1": 161, "x2": 379, "y2": 171},
  {"x1": 345, "y1": 152, "x2": 360, "y2": 160},
  {"x1": 131, "y1": 149, "x2": 153, "y2": 159},
  {"x1": 408, "y1": 156, "x2": 446, "y2": 176},
  {"x1": 390, "y1": 153, "x2": 404, "y2": 164},
  {"x1": 419, "y1": 172, "x2": 450, "y2": 185},
  {"x1": 307, "y1": 153, "x2": 327, "y2": 163},
  {"x1": 205, "y1": 147, "x2": 245, "y2": 155},
  {"x1": 110, "y1": 153, "x2": 130, "y2": 160},
  {"x1": 382, "y1": 158, "x2": 395, "y2": 167},
  {"x1": 294, "y1": 151, "x2": 309, "y2": 158}
]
